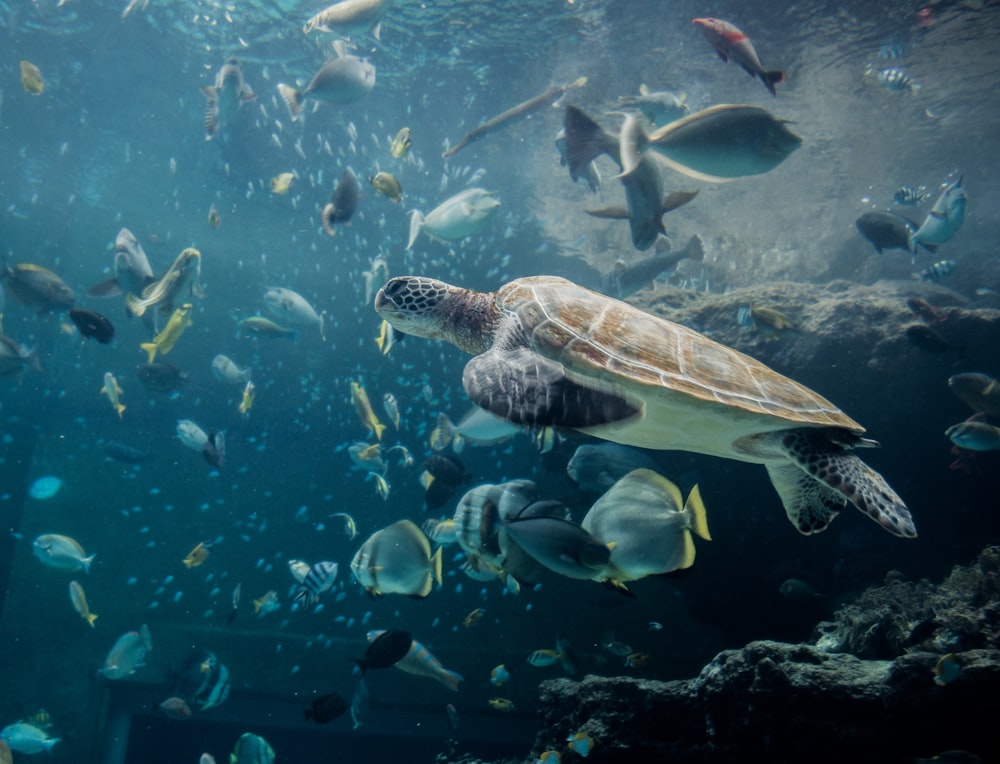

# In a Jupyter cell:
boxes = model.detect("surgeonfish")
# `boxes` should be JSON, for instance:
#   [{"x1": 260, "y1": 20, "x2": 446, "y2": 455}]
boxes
[
  {"x1": 69, "y1": 580, "x2": 98, "y2": 627},
  {"x1": 33, "y1": 534, "x2": 95, "y2": 573},
  {"x1": 599, "y1": 235, "x2": 705, "y2": 297},
  {"x1": 502, "y1": 503, "x2": 612, "y2": 581},
  {"x1": 263, "y1": 287, "x2": 325, "y2": 339},
  {"x1": 140, "y1": 303, "x2": 193, "y2": 364},
  {"x1": 182, "y1": 541, "x2": 210, "y2": 569},
  {"x1": 238, "y1": 316, "x2": 297, "y2": 340},
  {"x1": 581, "y1": 469, "x2": 710, "y2": 586},
  {"x1": 69, "y1": 308, "x2": 115, "y2": 343},
  {"x1": 406, "y1": 188, "x2": 500, "y2": 250},
  {"x1": 211, "y1": 354, "x2": 252, "y2": 385},
  {"x1": 366, "y1": 629, "x2": 464, "y2": 690},
  {"x1": 201, "y1": 57, "x2": 255, "y2": 140},
  {"x1": 0, "y1": 722, "x2": 58, "y2": 754},
  {"x1": 177, "y1": 419, "x2": 209, "y2": 452},
  {"x1": 566, "y1": 443, "x2": 662, "y2": 494},
  {"x1": 350, "y1": 519, "x2": 443, "y2": 598},
  {"x1": 692, "y1": 17, "x2": 785, "y2": 96},
  {"x1": 278, "y1": 48, "x2": 375, "y2": 120},
  {"x1": 99, "y1": 624, "x2": 153, "y2": 679},
  {"x1": 909, "y1": 176, "x2": 967, "y2": 252},
  {"x1": 303, "y1": 0, "x2": 393, "y2": 39},
  {"x1": 855, "y1": 211, "x2": 927, "y2": 255}
]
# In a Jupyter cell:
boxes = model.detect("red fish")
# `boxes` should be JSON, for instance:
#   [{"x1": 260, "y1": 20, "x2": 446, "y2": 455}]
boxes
[{"x1": 693, "y1": 18, "x2": 785, "y2": 96}]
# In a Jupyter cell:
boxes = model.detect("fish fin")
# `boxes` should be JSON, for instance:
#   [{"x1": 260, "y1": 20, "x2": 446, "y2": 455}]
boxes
[
  {"x1": 585, "y1": 206, "x2": 630, "y2": 220},
  {"x1": 82, "y1": 554, "x2": 95, "y2": 574},
  {"x1": 762, "y1": 70, "x2": 786, "y2": 96},
  {"x1": 638, "y1": 83, "x2": 649, "y2": 95},
  {"x1": 140, "y1": 342, "x2": 158, "y2": 365},
  {"x1": 241, "y1": 86, "x2": 256, "y2": 103},
  {"x1": 372, "y1": 21, "x2": 382, "y2": 40},
  {"x1": 647, "y1": 152, "x2": 735, "y2": 184},
  {"x1": 277, "y1": 83, "x2": 303, "y2": 120},
  {"x1": 406, "y1": 210, "x2": 424, "y2": 250},
  {"x1": 463, "y1": 347, "x2": 642, "y2": 429},
  {"x1": 116, "y1": 403, "x2": 126, "y2": 419},
  {"x1": 682, "y1": 234, "x2": 706, "y2": 263},
  {"x1": 685, "y1": 484, "x2": 711, "y2": 541},
  {"x1": 440, "y1": 669, "x2": 463, "y2": 691},
  {"x1": 564, "y1": 106, "x2": 621, "y2": 181},
  {"x1": 373, "y1": 421, "x2": 386, "y2": 441},
  {"x1": 87, "y1": 613, "x2": 98, "y2": 627},
  {"x1": 661, "y1": 189, "x2": 699, "y2": 215},
  {"x1": 87, "y1": 278, "x2": 122, "y2": 298}
]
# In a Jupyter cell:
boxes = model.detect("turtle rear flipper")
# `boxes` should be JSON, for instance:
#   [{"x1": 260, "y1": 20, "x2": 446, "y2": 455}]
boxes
[
  {"x1": 777, "y1": 430, "x2": 917, "y2": 538},
  {"x1": 463, "y1": 348, "x2": 641, "y2": 429},
  {"x1": 765, "y1": 462, "x2": 845, "y2": 535}
]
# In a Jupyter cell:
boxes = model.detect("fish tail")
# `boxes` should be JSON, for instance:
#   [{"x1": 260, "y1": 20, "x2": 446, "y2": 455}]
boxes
[
  {"x1": 406, "y1": 210, "x2": 424, "y2": 250},
  {"x1": 440, "y1": 669, "x2": 463, "y2": 692},
  {"x1": 277, "y1": 83, "x2": 303, "y2": 120},
  {"x1": 140, "y1": 342, "x2": 158, "y2": 365},
  {"x1": 82, "y1": 554, "x2": 95, "y2": 574},
  {"x1": 684, "y1": 234, "x2": 706, "y2": 263},
  {"x1": 431, "y1": 545, "x2": 443, "y2": 587},
  {"x1": 685, "y1": 484, "x2": 711, "y2": 540},
  {"x1": 87, "y1": 612, "x2": 98, "y2": 628},
  {"x1": 762, "y1": 70, "x2": 786, "y2": 96},
  {"x1": 373, "y1": 421, "x2": 386, "y2": 441},
  {"x1": 116, "y1": 403, "x2": 126, "y2": 419}
]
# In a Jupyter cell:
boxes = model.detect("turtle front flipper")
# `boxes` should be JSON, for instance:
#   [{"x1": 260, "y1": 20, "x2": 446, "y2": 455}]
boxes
[
  {"x1": 463, "y1": 348, "x2": 641, "y2": 428},
  {"x1": 774, "y1": 430, "x2": 917, "y2": 538}
]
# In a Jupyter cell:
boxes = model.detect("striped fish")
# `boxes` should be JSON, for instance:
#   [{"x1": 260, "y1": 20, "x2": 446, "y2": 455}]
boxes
[{"x1": 294, "y1": 561, "x2": 338, "y2": 608}]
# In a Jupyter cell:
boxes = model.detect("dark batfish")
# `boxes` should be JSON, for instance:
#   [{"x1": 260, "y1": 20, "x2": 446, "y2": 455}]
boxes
[
  {"x1": 599, "y1": 235, "x2": 705, "y2": 298},
  {"x1": 855, "y1": 211, "x2": 931, "y2": 255},
  {"x1": 442, "y1": 76, "x2": 587, "y2": 159},
  {"x1": 304, "y1": 692, "x2": 350, "y2": 724},
  {"x1": 103, "y1": 441, "x2": 149, "y2": 465},
  {"x1": 136, "y1": 361, "x2": 188, "y2": 393},
  {"x1": 353, "y1": 629, "x2": 412, "y2": 675},
  {"x1": 69, "y1": 308, "x2": 115, "y2": 344},
  {"x1": 321, "y1": 169, "x2": 361, "y2": 237}
]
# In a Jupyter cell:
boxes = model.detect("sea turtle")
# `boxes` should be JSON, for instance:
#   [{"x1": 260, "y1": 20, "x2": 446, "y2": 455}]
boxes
[{"x1": 374, "y1": 275, "x2": 916, "y2": 538}]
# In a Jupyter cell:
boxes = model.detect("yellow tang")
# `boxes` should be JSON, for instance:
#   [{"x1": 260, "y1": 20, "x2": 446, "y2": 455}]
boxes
[
  {"x1": 20, "y1": 60, "x2": 44, "y2": 95},
  {"x1": 488, "y1": 698, "x2": 515, "y2": 713},
  {"x1": 140, "y1": 303, "x2": 193, "y2": 364}
]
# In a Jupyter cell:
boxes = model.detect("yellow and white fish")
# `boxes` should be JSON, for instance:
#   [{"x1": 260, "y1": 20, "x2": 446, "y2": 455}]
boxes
[
  {"x1": 239, "y1": 380, "x2": 255, "y2": 418},
  {"x1": 69, "y1": 580, "x2": 97, "y2": 627},
  {"x1": 140, "y1": 303, "x2": 193, "y2": 364},
  {"x1": 367, "y1": 471, "x2": 390, "y2": 500},
  {"x1": 350, "y1": 381, "x2": 385, "y2": 440},
  {"x1": 101, "y1": 372, "x2": 125, "y2": 419},
  {"x1": 270, "y1": 172, "x2": 296, "y2": 194},
  {"x1": 382, "y1": 392, "x2": 400, "y2": 429}
]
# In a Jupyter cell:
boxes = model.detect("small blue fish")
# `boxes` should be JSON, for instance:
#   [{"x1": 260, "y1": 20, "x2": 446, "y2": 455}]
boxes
[
  {"x1": 736, "y1": 306, "x2": 754, "y2": 329},
  {"x1": 877, "y1": 42, "x2": 906, "y2": 60},
  {"x1": 878, "y1": 66, "x2": 920, "y2": 92},
  {"x1": 28, "y1": 476, "x2": 63, "y2": 500},
  {"x1": 914, "y1": 260, "x2": 957, "y2": 282},
  {"x1": 894, "y1": 185, "x2": 928, "y2": 206}
]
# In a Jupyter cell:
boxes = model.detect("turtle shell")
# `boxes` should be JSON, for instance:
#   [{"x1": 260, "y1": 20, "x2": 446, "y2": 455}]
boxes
[{"x1": 493, "y1": 276, "x2": 861, "y2": 451}]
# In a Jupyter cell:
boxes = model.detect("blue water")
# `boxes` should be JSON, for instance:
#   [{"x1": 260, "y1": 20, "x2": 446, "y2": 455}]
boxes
[{"x1": 1, "y1": 0, "x2": 999, "y2": 762}]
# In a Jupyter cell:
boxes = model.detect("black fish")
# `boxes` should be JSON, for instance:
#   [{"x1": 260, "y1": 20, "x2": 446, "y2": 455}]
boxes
[
  {"x1": 353, "y1": 629, "x2": 412, "y2": 675},
  {"x1": 203, "y1": 431, "x2": 225, "y2": 469},
  {"x1": 304, "y1": 692, "x2": 349, "y2": 724},
  {"x1": 69, "y1": 308, "x2": 115, "y2": 344},
  {"x1": 563, "y1": 105, "x2": 620, "y2": 183},
  {"x1": 136, "y1": 361, "x2": 188, "y2": 393},
  {"x1": 855, "y1": 211, "x2": 935, "y2": 255},
  {"x1": 321, "y1": 169, "x2": 360, "y2": 236},
  {"x1": 103, "y1": 441, "x2": 149, "y2": 465},
  {"x1": 422, "y1": 453, "x2": 470, "y2": 509}
]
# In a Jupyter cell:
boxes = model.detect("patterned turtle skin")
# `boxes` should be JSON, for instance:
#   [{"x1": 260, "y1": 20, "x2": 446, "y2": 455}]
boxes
[{"x1": 375, "y1": 275, "x2": 916, "y2": 539}]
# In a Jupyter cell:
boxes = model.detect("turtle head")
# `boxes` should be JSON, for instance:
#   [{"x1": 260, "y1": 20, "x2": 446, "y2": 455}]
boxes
[{"x1": 375, "y1": 276, "x2": 495, "y2": 354}]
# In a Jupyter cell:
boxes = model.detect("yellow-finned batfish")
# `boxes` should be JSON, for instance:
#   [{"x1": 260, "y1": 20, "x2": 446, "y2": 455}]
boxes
[
  {"x1": 202, "y1": 57, "x2": 255, "y2": 140},
  {"x1": 390, "y1": 126, "x2": 411, "y2": 158},
  {"x1": 581, "y1": 469, "x2": 710, "y2": 586},
  {"x1": 69, "y1": 580, "x2": 98, "y2": 627},
  {"x1": 20, "y1": 60, "x2": 45, "y2": 95},
  {"x1": 140, "y1": 303, "x2": 193, "y2": 364},
  {"x1": 101, "y1": 372, "x2": 126, "y2": 419},
  {"x1": 441, "y1": 76, "x2": 587, "y2": 159},
  {"x1": 303, "y1": 0, "x2": 393, "y2": 39},
  {"x1": 351, "y1": 381, "x2": 385, "y2": 440},
  {"x1": 350, "y1": 519, "x2": 443, "y2": 598},
  {"x1": 375, "y1": 319, "x2": 398, "y2": 355}
]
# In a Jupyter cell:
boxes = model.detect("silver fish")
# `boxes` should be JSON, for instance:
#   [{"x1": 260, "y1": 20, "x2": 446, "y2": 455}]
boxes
[
  {"x1": 100, "y1": 624, "x2": 153, "y2": 679},
  {"x1": 909, "y1": 176, "x2": 967, "y2": 252},
  {"x1": 278, "y1": 52, "x2": 375, "y2": 120},
  {"x1": 616, "y1": 85, "x2": 689, "y2": 126},
  {"x1": 211, "y1": 354, "x2": 252, "y2": 386},
  {"x1": 87, "y1": 228, "x2": 154, "y2": 299},
  {"x1": 566, "y1": 443, "x2": 662, "y2": 493},
  {"x1": 350, "y1": 519, "x2": 442, "y2": 598},
  {"x1": 303, "y1": 0, "x2": 393, "y2": 39},
  {"x1": 125, "y1": 247, "x2": 202, "y2": 320},
  {"x1": 406, "y1": 188, "x2": 500, "y2": 250},
  {"x1": 600, "y1": 235, "x2": 705, "y2": 297},
  {"x1": 263, "y1": 287, "x2": 325, "y2": 339}
]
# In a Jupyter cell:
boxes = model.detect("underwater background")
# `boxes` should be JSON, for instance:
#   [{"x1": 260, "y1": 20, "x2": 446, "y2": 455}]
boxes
[{"x1": 1, "y1": 0, "x2": 999, "y2": 762}]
